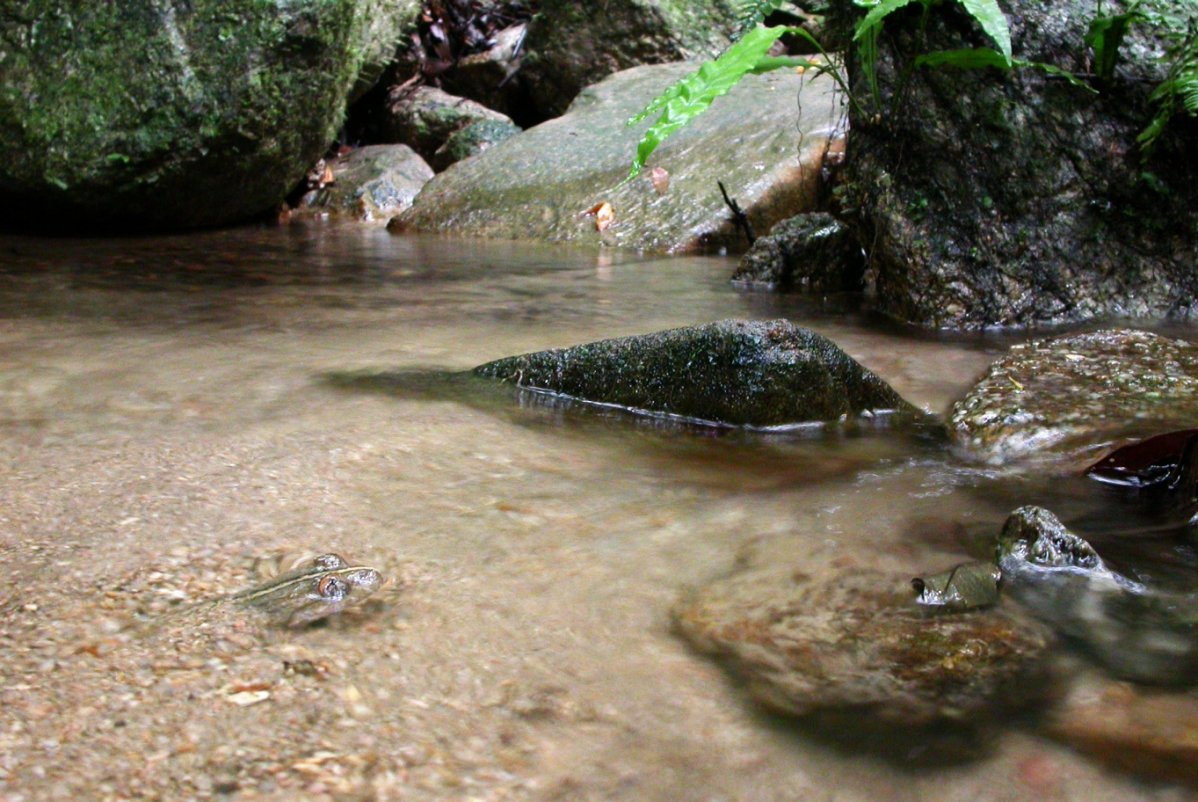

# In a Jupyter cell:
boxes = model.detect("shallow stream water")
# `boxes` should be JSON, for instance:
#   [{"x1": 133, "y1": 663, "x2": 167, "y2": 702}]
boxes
[{"x1": 0, "y1": 225, "x2": 1192, "y2": 801}]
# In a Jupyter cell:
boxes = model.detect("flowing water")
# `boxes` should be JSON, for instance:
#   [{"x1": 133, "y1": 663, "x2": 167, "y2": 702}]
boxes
[{"x1": 0, "y1": 225, "x2": 1192, "y2": 801}]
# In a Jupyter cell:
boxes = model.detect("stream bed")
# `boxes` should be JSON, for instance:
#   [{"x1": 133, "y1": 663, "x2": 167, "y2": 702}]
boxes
[{"x1": 0, "y1": 225, "x2": 1192, "y2": 801}]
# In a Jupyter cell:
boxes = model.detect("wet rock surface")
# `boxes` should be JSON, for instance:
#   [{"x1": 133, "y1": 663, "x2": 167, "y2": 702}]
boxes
[
  {"x1": 293, "y1": 145, "x2": 433, "y2": 223},
  {"x1": 473, "y1": 319, "x2": 916, "y2": 427},
  {"x1": 1044, "y1": 667, "x2": 1198, "y2": 785},
  {"x1": 997, "y1": 506, "x2": 1197, "y2": 686},
  {"x1": 390, "y1": 62, "x2": 841, "y2": 253},
  {"x1": 382, "y1": 86, "x2": 518, "y2": 166},
  {"x1": 431, "y1": 117, "x2": 522, "y2": 171},
  {"x1": 0, "y1": 0, "x2": 408, "y2": 230},
  {"x1": 950, "y1": 329, "x2": 1198, "y2": 466},
  {"x1": 673, "y1": 563, "x2": 1056, "y2": 729},
  {"x1": 826, "y1": 0, "x2": 1198, "y2": 329},
  {"x1": 732, "y1": 212, "x2": 864, "y2": 292},
  {"x1": 521, "y1": 0, "x2": 740, "y2": 119}
]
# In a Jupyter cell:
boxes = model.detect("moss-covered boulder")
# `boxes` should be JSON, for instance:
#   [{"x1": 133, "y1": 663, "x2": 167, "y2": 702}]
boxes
[
  {"x1": 731, "y1": 212, "x2": 863, "y2": 292},
  {"x1": 0, "y1": 0, "x2": 418, "y2": 231},
  {"x1": 391, "y1": 63, "x2": 840, "y2": 253},
  {"x1": 950, "y1": 329, "x2": 1198, "y2": 465},
  {"x1": 826, "y1": 0, "x2": 1198, "y2": 329},
  {"x1": 473, "y1": 319, "x2": 915, "y2": 427},
  {"x1": 431, "y1": 118, "x2": 522, "y2": 171},
  {"x1": 521, "y1": 0, "x2": 741, "y2": 118}
]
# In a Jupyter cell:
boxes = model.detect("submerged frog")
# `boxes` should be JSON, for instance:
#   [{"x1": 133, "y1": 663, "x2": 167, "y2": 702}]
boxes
[
  {"x1": 145, "y1": 553, "x2": 384, "y2": 643},
  {"x1": 227, "y1": 553, "x2": 384, "y2": 628}
]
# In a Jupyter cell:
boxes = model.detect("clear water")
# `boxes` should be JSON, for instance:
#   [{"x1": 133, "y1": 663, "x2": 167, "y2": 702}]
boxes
[{"x1": 0, "y1": 225, "x2": 1191, "y2": 801}]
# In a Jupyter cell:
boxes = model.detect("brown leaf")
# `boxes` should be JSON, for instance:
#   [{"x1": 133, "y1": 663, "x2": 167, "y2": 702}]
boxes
[{"x1": 649, "y1": 166, "x2": 669, "y2": 195}]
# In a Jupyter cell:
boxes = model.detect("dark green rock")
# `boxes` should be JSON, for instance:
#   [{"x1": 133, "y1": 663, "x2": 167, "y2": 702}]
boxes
[
  {"x1": 0, "y1": 0, "x2": 408, "y2": 230},
  {"x1": 912, "y1": 561, "x2": 1001, "y2": 614},
  {"x1": 950, "y1": 329, "x2": 1198, "y2": 465},
  {"x1": 383, "y1": 86, "x2": 517, "y2": 165},
  {"x1": 826, "y1": 0, "x2": 1198, "y2": 329},
  {"x1": 731, "y1": 212, "x2": 863, "y2": 291},
  {"x1": 521, "y1": 0, "x2": 740, "y2": 118},
  {"x1": 473, "y1": 319, "x2": 916, "y2": 427},
  {"x1": 432, "y1": 118, "x2": 522, "y2": 172}
]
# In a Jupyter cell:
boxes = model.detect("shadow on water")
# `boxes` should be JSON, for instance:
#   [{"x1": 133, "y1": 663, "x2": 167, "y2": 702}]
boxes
[{"x1": 322, "y1": 367, "x2": 951, "y2": 492}]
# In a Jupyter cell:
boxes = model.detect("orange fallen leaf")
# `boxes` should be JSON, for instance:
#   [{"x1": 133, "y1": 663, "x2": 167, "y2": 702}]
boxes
[
  {"x1": 648, "y1": 166, "x2": 669, "y2": 195},
  {"x1": 582, "y1": 201, "x2": 615, "y2": 231}
]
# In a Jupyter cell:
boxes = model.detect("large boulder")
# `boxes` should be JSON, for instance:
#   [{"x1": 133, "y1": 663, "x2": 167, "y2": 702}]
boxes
[
  {"x1": 826, "y1": 0, "x2": 1198, "y2": 329},
  {"x1": 390, "y1": 63, "x2": 841, "y2": 253},
  {"x1": 472, "y1": 319, "x2": 916, "y2": 427},
  {"x1": 0, "y1": 0, "x2": 416, "y2": 231},
  {"x1": 950, "y1": 329, "x2": 1198, "y2": 465},
  {"x1": 521, "y1": 0, "x2": 741, "y2": 118}
]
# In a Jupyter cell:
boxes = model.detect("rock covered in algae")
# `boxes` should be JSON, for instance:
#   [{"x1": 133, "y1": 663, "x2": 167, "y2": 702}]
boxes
[
  {"x1": 473, "y1": 319, "x2": 916, "y2": 427},
  {"x1": 998, "y1": 506, "x2": 1197, "y2": 686},
  {"x1": 673, "y1": 565, "x2": 1055, "y2": 726},
  {"x1": 950, "y1": 329, "x2": 1198, "y2": 465}
]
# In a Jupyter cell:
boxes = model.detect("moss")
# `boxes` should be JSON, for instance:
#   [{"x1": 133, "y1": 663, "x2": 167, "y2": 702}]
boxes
[{"x1": 0, "y1": 0, "x2": 389, "y2": 229}]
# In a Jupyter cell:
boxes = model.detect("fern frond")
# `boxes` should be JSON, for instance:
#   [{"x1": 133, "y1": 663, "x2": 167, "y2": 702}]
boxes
[{"x1": 733, "y1": 0, "x2": 789, "y2": 35}]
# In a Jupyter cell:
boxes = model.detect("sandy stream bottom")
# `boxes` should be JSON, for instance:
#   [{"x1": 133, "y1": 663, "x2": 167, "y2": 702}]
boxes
[{"x1": 0, "y1": 227, "x2": 1191, "y2": 801}]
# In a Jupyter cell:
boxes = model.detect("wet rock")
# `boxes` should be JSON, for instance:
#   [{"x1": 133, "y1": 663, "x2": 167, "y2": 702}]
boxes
[
  {"x1": 0, "y1": 1, "x2": 413, "y2": 231},
  {"x1": 472, "y1": 319, "x2": 915, "y2": 428},
  {"x1": 521, "y1": 0, "x2": 740, "y2": 119},
  {"x1": 825, "y1": 0, "x2": 1198, "y2": 329},
  {"x1": 1043, "y1": 667, "x2": 1198, "y2": 785},
  {"x1": 390, "y1": 63, "x2": 841, "y2": 253},
  {"x1": 912, "y1": 562, "x2": 1001, "y2": 614},
  {"x1": 997, "y1": 506, "x2": 1197, "y2": 686},
  {"x1": 293, "y1": 145, "x2": 433, "y2": 224},
  {"x1": 383, "y1": 86, "x2": 519, "y2": 165},
  {"x1": 351, "y1": 1, "x2": 423, "y2": 104},
  {"x1": 674, "y1": 564, "x2": 1056, "y2": 728},
  {"x1": 731, "y1": 212, "x2": 863, "y2": 292},
  {"x1": 950, "y1": 329, "x2": 1198, "y2": 466},
  {"x1": 432, "y1": 118, "x2": 522, "y2": 172}
]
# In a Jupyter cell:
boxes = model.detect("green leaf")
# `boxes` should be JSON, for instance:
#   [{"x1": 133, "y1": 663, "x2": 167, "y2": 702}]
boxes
[
  {"x1": 853, "y1": 0, "x2": 917, "y2": 42},
  {"x1": 957, "y1": 0, "x2": 1012, "y2": 60},
  {"x1": 915, "y1": 48, "x2": 1098, "y2": 92},
  {"x1": 733, "y1": 0, "x2": 789, "y2": 33},
  {"x1": 1085, "y1": 2, "x2": 1142, "y2": 86},
  {"x1": 624, "y1": 25, "x2": 790, "y2": 180}
]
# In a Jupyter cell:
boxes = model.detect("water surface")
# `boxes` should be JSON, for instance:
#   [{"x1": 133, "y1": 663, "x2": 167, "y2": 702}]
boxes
[{"x1": 0, "y1": 225, "x2": 1191, "y2": 801}]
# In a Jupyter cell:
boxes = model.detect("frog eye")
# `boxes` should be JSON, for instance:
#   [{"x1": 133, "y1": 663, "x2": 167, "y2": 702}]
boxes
[{"x1": 317, "y1": 575, "x2": 347, "y2": 601}]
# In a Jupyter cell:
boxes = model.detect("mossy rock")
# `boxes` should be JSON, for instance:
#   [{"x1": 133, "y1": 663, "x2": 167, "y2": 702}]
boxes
[
  {"x1": 0, "y1": 0, "x2": 416, "y2": 231},
  {"x1": 473, "y1": 319, "x2": 916, "y2": 427}
]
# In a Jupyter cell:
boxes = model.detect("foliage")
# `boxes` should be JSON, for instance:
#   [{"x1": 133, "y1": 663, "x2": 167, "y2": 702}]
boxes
[
  {"x1": 623, "y1": 24, "x2": 846, "y2": 181},
  {"x1": 732, "y1": 0, "x2": 791, "y2": 33},
  {"x1": 1085, "y1": 1, "x2": 1144, "y2": 88},
  {"x1": 1138, "y1": 21, "x2": 1198, "y2": 158}
]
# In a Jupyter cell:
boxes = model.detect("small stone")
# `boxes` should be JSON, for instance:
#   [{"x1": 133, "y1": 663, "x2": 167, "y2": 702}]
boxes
[{"x1": 226, "y1": 690, "x2": 270, "y2": 707}]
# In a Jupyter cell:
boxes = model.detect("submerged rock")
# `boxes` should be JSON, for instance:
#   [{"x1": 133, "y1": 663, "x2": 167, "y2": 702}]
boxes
[
  {"x1": 472, "y1": 319, "x2": 915, "y2": 428},
  {"x1": 731, "y1": 212, "x2": 863, "y2": 292},
  {"x1": 825, "y1": 0, "x2": 1197, "y2": 329},
  {"x1": 674, "y1": 564, "x2": 1055, "y2": 728},
  {"x1": 521, "y1": 0, "x2": 739, "y2": 118},
  {"x1": 390, "y1": 63, "x2": 840, "y2": 253},
  {"x1": 950, "y1": 329, "x2": 1198, "y2": 466},
  {"x1": 0, "y1": 0, "x2": 411, "y2": 230},
  {"x1": 1043, "y1": 667, "x2": 1198, "y2": 785},
  {"x1": 997, "y1": 506, "x2": 1197, "y2": 686},
  {"x1": 293, "y1": 145, "x2": 433, "y2": 223}
]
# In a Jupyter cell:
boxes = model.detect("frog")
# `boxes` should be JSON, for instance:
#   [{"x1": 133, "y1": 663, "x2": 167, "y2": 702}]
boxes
[{"x1": 226, "y1": 553, "x2": 384, "y2": 627}]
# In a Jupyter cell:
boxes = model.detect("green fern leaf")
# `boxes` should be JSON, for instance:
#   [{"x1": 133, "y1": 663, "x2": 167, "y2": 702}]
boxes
[
  {"x1": 624, "y1": 25, "x2": 790, "y2": 181},
  {"x1": 958, "y1": 0, "x2": 1012, "y2": 60}
]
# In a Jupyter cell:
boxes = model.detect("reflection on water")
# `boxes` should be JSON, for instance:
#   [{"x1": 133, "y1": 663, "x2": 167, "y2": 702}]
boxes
[{"x1": 0, "y1": 224, "x2": 1193, "y2": 801}]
